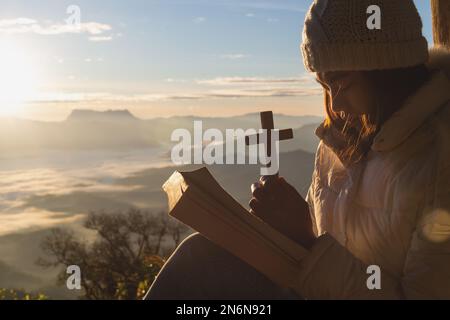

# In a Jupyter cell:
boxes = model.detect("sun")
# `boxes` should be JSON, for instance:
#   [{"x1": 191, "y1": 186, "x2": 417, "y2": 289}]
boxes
[{"x1": 0, "y1": 39, "x2": 37, "y2": 117}]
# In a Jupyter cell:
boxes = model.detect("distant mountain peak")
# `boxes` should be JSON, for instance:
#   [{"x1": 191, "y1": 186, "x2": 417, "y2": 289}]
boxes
[{"x1": 67, "y1": 109, "x2": 138, "y2": 122}]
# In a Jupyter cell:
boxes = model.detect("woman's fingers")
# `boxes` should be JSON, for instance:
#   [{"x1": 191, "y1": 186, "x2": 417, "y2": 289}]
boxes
[
  {"x1": 252, "y1": 182, "x2": 273, "y2": 204},
  {"x1": 250, "y1": 177, "x2": 292, "y2": 214},
  {"x1": 260, "y1": 176, "x2": 284, "y2": 201},
  {"x1": 251, "y1": 182, "x2": 262, "y2": 194},
  {"x1": 249, "y1": 198, "x2": 268, "y2": 217},
  {"x1": 251, "y1": 184, "x2": 266, "y2": 201},
  {"x1": 249, "y1": 197, "x2": 260, "y2": 213}
]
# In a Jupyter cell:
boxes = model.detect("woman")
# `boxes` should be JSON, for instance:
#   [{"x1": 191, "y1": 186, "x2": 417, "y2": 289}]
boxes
[{"x1": 146, "y1": 0, "x2": 450, "y2": 299}]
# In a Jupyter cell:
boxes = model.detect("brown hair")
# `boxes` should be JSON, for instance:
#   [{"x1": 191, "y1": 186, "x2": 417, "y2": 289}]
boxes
[{"x1": 323, "y1": 64, "x2": 430, "y2": 165}]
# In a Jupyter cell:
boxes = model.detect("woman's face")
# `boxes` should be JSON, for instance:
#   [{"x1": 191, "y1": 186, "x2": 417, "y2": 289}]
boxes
[{"x1": 316, "y1": 71, "x2": 378, "y2": 116}]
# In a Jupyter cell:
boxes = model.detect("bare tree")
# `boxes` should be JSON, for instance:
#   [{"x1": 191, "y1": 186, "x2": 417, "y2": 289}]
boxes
[{"x1": 37, "y1": 209, "x2": 190, "y2": 300}]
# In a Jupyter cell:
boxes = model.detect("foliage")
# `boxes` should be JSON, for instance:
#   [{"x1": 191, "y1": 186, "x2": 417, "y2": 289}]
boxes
[
  {"x1": 0, "y1": 288, "x2": 48, "y2": 300},
  {"x1": 37, "y1": 209, "x2": 189, "y2": 300}
]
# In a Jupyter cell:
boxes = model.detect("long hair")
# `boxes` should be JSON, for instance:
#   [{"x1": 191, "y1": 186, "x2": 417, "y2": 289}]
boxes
[{"x1": 323, "y1": 64, "x2": 430, "y2": 166}]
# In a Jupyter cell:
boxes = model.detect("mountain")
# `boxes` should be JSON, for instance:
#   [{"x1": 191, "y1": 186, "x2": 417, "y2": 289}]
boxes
[
  {"x1": 0, "y1": 110, "x2": 323, "y2": 156},
  {"x1": 281, "y1": 123, "x2": 321, "y2": 154},
  {"x1": 147, "y1": 113, "x2": 323, "y2": 142},
  {"x1": 67, "y1": 109, "x2": 137, "y2": 122},
  {"x1": 0, "y1": 110, "x2": 158, "y2": 154}
]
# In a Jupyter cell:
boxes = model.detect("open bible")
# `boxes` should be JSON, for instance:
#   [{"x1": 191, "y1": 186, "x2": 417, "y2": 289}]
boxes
[{"x1": 163, "y1": 167, "x2": 308, "y2": 289}]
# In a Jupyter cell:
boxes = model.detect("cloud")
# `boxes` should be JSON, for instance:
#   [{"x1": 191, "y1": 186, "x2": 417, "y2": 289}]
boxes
[
  {"x1": 166, "y1": 78, "x2": 187, "y2": 83},
  {"x1": 29, "y1": 86, "x2": 321, "y2": 104},
  {"x1": 0, "y1": 17, "x2": 112, "y2": 37},
  {"x1": 196, "y1": 76, "x2": 315, "y2": 86},
  {"x1": 0, "y1": 210, "x2": 85, "y2": 237},
  {"x1": 193, "y1": 17, "x2": 206, "y2": 24},
  {"x1": 0, "y1": 155, "x2": 155, "y2": 236},
  {"x1": 26, "y1": 74, "x2": 320, "y2": 104},
  {"x1": 204, "y1": 87, "x2": 322, "y2": 99},
  {"x1": 219, "y1": 54, "x2": 251, "y2": 60},
  {"x1": 88, "y1": 35, "x2": 113, "y2": 42},
  {"x1": 0, "y1": 18, "x2": 37, "y2": 27},
  {"x1": 246, "y1": 13, "x2": 255, "y2": 18}
]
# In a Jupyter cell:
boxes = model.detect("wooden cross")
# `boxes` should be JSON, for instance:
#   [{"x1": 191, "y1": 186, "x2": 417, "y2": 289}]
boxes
[{"x1": 245, "y1": 111, "x2": 294, "y2": 176}]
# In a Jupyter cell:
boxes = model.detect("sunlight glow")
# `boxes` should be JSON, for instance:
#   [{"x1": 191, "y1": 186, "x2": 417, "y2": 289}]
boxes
[{"x1": 0, "y1": 39, "x2": 37, "y2": 117}]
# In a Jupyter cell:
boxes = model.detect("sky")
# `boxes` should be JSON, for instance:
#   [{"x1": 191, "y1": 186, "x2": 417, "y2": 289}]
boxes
[{"x1": 0, "y1": 0, "x2": 433, "y2": 121}]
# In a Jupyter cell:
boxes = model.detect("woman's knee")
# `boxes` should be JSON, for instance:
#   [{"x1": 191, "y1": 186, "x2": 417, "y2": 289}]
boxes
[
  {"x1": 177, "y1": 232, "x2": 208, "y2": 252},
  {"x1": 144, "y1": 233, "x2": 219, "y2": 300},
  {"x1": 173, "y1": 233, "x2": 227, "y2": 261},
  {"x1": 146, "y1": 232, "x2": 301, "y2": 300}
]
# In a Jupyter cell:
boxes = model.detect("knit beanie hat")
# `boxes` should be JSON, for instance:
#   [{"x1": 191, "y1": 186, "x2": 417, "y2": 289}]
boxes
[{"x1": 301, "y1": 0, "x2": 429, "y2": 72}]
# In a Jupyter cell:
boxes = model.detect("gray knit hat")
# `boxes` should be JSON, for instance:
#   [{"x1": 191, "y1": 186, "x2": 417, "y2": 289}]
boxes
[{"x1": 301, "y1": 0, "x2": 429, "y2": 72}]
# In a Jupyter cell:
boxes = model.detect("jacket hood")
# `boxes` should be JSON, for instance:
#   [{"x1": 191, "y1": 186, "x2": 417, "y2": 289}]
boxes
[
  {"x1": 316, "y1": 46, "x2": 450, "y2": 166},
  {"x1": 427, "y1": 46, "x2": 450, "y2": 79},
  {"x1": 371, "y1": 47, "x2": 450, "y2": 152}
]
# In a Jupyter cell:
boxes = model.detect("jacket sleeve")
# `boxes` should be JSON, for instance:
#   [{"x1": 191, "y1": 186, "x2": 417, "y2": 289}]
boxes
[
  {"x1": 305, "y1": 171, "x2": 319, "y2": 238},
  {"x1": 402, "y1": 111, "x2": 450, "y2": 299},
  {"x1": 295, "y1": 163, "x2": 450, "y2": 300},
  {"x1": 401, "y1": 162, "x2": 450, "y2": 299}
]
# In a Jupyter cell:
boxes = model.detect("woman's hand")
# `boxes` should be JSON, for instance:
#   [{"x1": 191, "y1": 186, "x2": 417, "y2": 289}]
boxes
[{"x1": 249, "y1": 176, "x2": 316, "y2": 250}]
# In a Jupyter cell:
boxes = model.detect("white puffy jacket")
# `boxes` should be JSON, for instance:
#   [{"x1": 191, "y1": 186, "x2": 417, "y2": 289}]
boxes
[{"x1": 296, "y1": 48, "x2": 450, "y2": 299}]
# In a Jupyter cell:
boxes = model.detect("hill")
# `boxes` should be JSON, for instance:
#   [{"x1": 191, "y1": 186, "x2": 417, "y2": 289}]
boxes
[
  {"x1": 0, "y1": 110, "x2": 322, "y2": 155},
  {"x1": 67, "y1": 109, "x2": 137, "y2": 122}
]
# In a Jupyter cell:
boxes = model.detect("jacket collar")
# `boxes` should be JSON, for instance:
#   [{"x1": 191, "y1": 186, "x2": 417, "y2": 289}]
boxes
[
  {"x1": 371, "y1": 70, "x2": 450, "y2": 152},
  {"x1": 314, "y1": 70, "x2": 450, "y2": 165}
]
